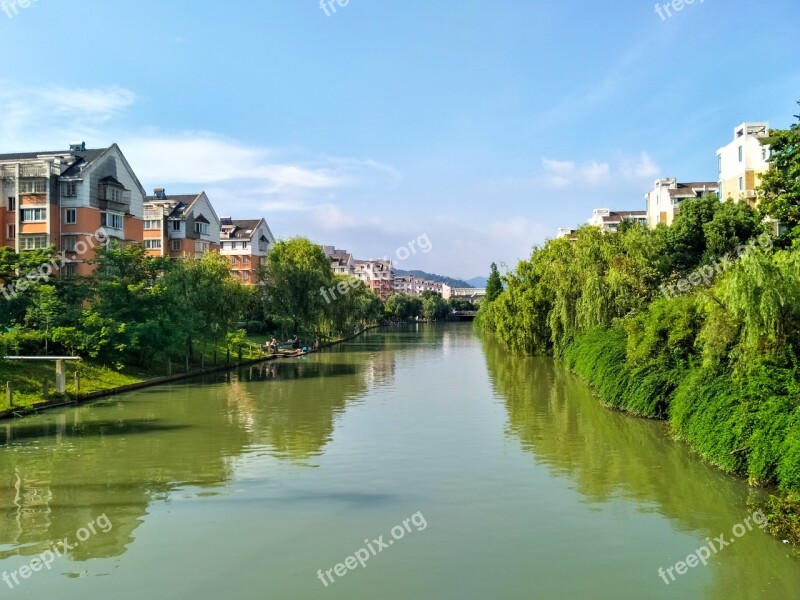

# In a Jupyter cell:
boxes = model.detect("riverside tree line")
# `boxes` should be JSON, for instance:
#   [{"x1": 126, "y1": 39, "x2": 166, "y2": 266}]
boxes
[
  {"x1": 0, "y1": 236, "x2": 470, "y2": 370},
  {"x1": 477, "y1": 105, "x2": 800, "y2": 539}
]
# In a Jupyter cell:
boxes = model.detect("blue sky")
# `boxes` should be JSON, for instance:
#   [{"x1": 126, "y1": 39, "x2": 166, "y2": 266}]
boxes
[{"x1": 1, "y1": 0, "x2": 798, "y2": 279}]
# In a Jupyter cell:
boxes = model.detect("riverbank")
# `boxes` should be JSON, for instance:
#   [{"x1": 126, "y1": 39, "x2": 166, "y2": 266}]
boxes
[
  {"x1": 562, "y1": 325, "x2": 800, "y2": 547},
  {"x1": 0, "y1": 325, "x2": 379, "y2": 421}
]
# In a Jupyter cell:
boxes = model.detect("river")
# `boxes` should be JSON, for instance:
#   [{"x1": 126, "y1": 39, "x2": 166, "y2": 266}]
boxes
[{"x1": 0, "y1": 324, "x2": 797, "y2": 599}]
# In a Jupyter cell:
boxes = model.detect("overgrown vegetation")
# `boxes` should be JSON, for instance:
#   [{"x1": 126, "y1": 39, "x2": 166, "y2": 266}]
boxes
[{"x1": 476, "y1": 105, "x2": 800, "y2": 537}]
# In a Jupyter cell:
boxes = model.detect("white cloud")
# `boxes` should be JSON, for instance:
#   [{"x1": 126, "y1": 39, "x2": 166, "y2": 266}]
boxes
[
  {"x1": 542, "y1": 158, "x2": 610, "y2": 188},
  {"x1": 541, "y1": 153, "x2": 658, "y2": 189},
  {"x1": 620, "y1": 152, "x2": 660, "y2": 179}
]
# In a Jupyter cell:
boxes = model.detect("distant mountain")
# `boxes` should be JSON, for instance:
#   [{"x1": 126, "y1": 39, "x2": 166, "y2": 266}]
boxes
[
  {"x1": 394, "y1": 269, "x2": 473, "y2": 288},
  {"x1": 466, "y1": 276, "x2": 488, "y2": 288}
]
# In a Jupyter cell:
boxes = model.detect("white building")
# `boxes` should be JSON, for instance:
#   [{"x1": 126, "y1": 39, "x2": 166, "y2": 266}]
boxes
[
  {"x1": 645, "y1": 178, "x2": 719, "y2": 228},
  {"x1": 588, "y1": 208, "x2": 648, "y2": 234},
  {"x1": 717, "y1": 122, "x2": 770, "y2": 208},
  {"x1": 218, "y1": 217, "x2": 276, "y2": 283}
]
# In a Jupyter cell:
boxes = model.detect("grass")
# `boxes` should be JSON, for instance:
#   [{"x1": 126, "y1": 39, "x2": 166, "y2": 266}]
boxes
[
  {"x1": 0, "y1": 360, "x2": 144, "y2": 410},
  {"x1": 0, "y1": 334, "x2": 279, "y2": 412}
]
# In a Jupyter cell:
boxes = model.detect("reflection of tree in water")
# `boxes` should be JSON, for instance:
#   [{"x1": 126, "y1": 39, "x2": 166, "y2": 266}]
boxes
[
  {"x1": 242, "y1": 353, "x2": 374, "y2": 461},
  {"x1": 482, "y1": 335, "x2": 800, "y2": 599},
  {"x1": 0, "y1": 385, "x2": 254, "y2": 562}
]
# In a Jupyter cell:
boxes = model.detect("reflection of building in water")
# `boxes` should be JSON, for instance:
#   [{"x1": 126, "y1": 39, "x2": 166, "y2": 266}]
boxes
[{"x1": 363, "y1": 350, "x2": 396, "y2": 388}]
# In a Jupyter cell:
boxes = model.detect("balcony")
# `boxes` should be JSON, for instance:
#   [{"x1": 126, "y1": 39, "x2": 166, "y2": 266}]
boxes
[
  {"x1": 19, "y1": 163, "x2": 50, "y2": 178},
  {"x1": 0, "y1": 165, "x2": 15, "y2": 180},
  {"x1": 98, "y1": 185, "x2": 132, "y2": 213}
]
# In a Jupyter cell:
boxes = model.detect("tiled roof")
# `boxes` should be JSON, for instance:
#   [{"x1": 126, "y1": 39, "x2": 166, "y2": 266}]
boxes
[{"x1": 221, "y1": 219, "x2": 263, "y2": 240}]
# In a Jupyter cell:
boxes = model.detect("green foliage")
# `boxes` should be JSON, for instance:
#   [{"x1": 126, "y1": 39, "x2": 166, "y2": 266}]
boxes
[
  {"x1": 385, "y1": 293, "x2": 423, "y2": 320},
  {"x1": 259, "y1": 238, "x2": 334, "y2": 335},
  {"x1": 485, "y1": 263, "x2": 503, "y2": 303},
  {"x1": 758, "y1": 103, "x2": 800, "y2": 237},
  {"x1": 481, "y1": 123, "x2": 800, "y2": 499},
  {"x1": 761, "y1": 493, "x2": 800, "y2": 546},
  {"x1": 421, "y1": 291, "x2": 449, "y2": 321}
]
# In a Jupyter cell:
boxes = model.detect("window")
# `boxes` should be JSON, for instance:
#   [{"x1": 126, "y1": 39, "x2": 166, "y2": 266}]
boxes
[
  {"x1": 62, "y1": 182, "x2": 77, "y2": 197},
  {"x1": 232, "y1": 242, "x2": 238, "y2": 249},
  {"x1": 171, "y1": 240, "x2": 182, "y2": 252},
  {"x1": 61, "y1": 263, "x2": 77, "y2": 277},
  {"x1": 738, "y1": 146, "x2": 743, "y2": 162},
  {"x1": 64, "y1": 208, "x2": 77, "y2": 224},
  {"x1": 172, "y1": 220, "x2": 182, "y2": 232},
  {"x1": 19, "y1": 179, "x2": 47, "y2": 194},
  {"x1": 7, "y1": 197, "x2": 14, "y2": 211},
  {"x1": 101, "y1": 213, "x2": 123, "y2": 230},
  {"x1": 739, "y1": 177, "x2": 744, "y2": 191},
  {"x1": 145, "y1": 220, "x2": 161, "y2": 230},
  {"x1": 6, "y1": 224, "x2": 15, "y2": 239},
  {"x1": 241, "y1": 256, "x2": 249, "y2": 265},
  {"x1": 144, "y1": 239, "x2": 162, "y2": 250},
  {"x1": 717, "y1": 155, "x2": 722, "y2": 173},
  {"x1": 242, "y1": 241, "x2": 249, "y2": 249},
  {"x1": 195, "y1": 241, "x2": 209, "y2": 253},
  {"x1": 20, "y1": 235, "x2": 48, "y2": 250},
  {"x1": 62, "y1": 235, "x2": 77, "y2": 252},
  {"x1": 21, "y1": 208, "x2": 47, "y2": 222},
  {"x1": 194, "y1": 222, "x2": 209, "y2": 235},
  {"x1": 109, "y1": 187, "x2": 123, "y2": 202}
]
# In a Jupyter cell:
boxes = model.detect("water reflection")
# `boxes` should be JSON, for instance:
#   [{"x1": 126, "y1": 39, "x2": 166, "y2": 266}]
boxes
[
  {"x1": 0, "y1": 343, "x2": 390, "y2": 564},
  {"x1": 482, "y1": 335, "x2": 800, "y2": 598}
]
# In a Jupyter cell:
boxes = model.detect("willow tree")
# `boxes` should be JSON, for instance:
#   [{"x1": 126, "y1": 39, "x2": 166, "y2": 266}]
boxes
[{"x1": 258, "y1": 237, "x2": 334, "y2": 336}]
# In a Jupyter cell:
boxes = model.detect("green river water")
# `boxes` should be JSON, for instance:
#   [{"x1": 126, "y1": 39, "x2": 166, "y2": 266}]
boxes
[{"x1": 0, "y1": 324, "x2": 798, "y2": 599}]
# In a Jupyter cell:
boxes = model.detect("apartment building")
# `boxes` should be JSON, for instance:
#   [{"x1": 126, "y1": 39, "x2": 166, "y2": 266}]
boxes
[
  {"x1": 645, "y1": 178, "x2": 719, "y2": 228},
  {"x1": 142, "y1": 189, "x2": 221, "y2": 258},
  {"x1": 717, "y1": 122, "x2": 771, "y2": 208},
  {"x1": 392, "y1": 275, "x2": 443, "y2": 297},
  {"x1": 0, "y1": 143, "x2": 145, "y2": 275},
  {"x1": 587, "y1": 208, "x2": 648, "y2": 233},
  {"x1": 323, "y1": 246, "x2": 354, "y2": 276},
  {"x1": 219, "y1": 218, "x2": 275, "y2": 283},
  {"x1": 353, "y1": 259, "x2": 394, "y2": 301}
]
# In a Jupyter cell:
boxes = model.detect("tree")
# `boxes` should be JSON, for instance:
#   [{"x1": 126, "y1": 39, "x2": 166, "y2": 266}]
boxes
[
  {"x1": 485, "y1": 263, "x2": 503, "y2": 303},
  {"x1": 258, "y1": 238, "x2": 334, "y2": 335},
  {"x1": 702, "y1": 199, "x2": 765, "y2": 260},
  {"x1": 24, "y1": 285, "x2": 63, "y2": 354},
  {"x1": 421, "y1": 291, "x2": 448, "y2": 321},
  {"x1": 385, "y1": 293, "x2": 422, "y2": 320},
  {"x1": 665, "y1": 196, "x2": 719, "y2": 274},
  {"x1": 758, "y1": 103, "x2": 800, "y2": 239}
]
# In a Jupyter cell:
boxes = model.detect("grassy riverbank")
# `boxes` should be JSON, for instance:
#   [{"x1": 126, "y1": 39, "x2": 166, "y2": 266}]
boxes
[{"x1": 562, "y1": 326, "x2": 800, "y2": 544}]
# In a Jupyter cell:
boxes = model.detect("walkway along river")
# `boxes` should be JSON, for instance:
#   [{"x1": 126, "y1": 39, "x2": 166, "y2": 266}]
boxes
[{"x1": 0, "y1": 324, "x2": 797, "y2": 599}]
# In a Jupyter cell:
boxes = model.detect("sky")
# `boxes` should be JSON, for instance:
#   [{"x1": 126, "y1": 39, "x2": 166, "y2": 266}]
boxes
[{"x1": 1, "y1": 0, "x2": 798, "y2": 280}]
